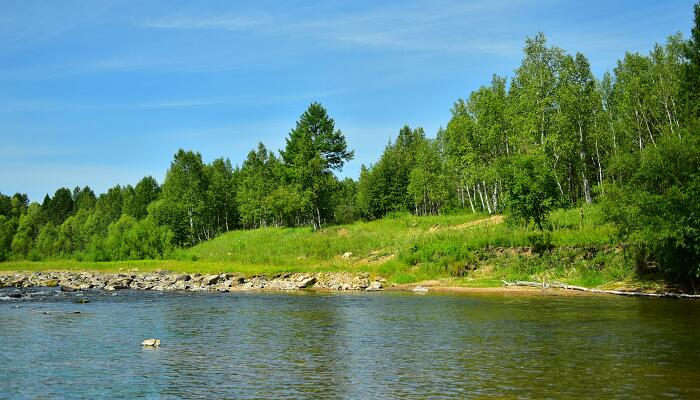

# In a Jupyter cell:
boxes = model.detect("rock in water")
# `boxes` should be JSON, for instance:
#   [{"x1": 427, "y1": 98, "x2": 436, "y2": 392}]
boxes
[
  {"x1": 141, "y1": 339, "x2": 161, "y2": 347},
  {"x1": 366, "y1": 281, "x2": 383, "y2": 291}
]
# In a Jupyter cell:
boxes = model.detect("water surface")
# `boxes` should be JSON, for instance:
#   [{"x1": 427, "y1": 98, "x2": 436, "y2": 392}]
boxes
[{"x1": 1, "y1": 288, "x2": 699, "y2": 399}]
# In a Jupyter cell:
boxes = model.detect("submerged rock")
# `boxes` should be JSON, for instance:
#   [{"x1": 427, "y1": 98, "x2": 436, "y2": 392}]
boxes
[{"x1": 141, "y1": 338, "x2": 161, "y2": 347}]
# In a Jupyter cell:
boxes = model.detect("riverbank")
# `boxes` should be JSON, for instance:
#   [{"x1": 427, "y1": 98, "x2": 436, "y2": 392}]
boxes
[
  {"x1": 0, "y1": 207, "x2": 679, "y2": 294},
  {"x1": 2, "y1": 269, "x2": 686, "y2": 298}
]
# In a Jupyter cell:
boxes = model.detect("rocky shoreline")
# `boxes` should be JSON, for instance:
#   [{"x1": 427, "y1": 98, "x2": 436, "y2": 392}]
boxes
[{"x1": 0, "y1": 271, "x2": 385, "y2": 292}]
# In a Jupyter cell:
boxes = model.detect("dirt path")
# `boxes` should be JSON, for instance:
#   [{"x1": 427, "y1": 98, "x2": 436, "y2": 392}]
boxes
[{"x1": 429, "y1": 215, "x2": 505, "y2": 233}]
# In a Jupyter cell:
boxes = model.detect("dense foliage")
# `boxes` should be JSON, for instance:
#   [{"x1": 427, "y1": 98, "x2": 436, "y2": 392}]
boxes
[{"x1": 1, "y1": 3, "x2": 698, "y2": 282}]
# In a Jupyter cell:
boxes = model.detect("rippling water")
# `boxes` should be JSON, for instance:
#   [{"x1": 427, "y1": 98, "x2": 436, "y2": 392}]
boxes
[{"x1": 1, "y1": 287, "x2": 700, "y2": 399}]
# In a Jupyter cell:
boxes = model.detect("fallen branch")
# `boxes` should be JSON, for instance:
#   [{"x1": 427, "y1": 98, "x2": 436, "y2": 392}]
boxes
[{"x1": 500, "y1": 280, "x2": 700, "y2": 299}]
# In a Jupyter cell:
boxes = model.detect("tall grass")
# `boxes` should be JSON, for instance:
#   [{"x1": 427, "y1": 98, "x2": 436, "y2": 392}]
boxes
[{"x1": 1, "y1": 206, "x2": 634, "y2": 288}]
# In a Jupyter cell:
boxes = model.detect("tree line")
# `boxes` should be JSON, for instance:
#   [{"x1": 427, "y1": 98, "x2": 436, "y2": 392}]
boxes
[{"x1": 1, "y1": 3, "x2": 698, "y2": 281}]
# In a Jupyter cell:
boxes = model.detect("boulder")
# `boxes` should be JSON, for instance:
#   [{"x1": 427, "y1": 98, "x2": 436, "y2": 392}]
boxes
[
  {"x1": 141, "y1": 338, "x2": 161, "y2": 347},
  {"x1": 341, "y1": 252, "x2": 353, "y2": 259},
  {"x1": 60, "y1": 281, "x2": 81, "y2": 292},
  {"x1": 366, "y1": 281, "x2": 383, "y2": 291},
  {"x1": 9, "y1": 276, "x2": 27, "y2": 287},
  {"x1": 201, "y1": 274, "x2": 221, "y2": 285},
  {"x1": 39, "y1": 279, "x2": 59, "y2": 287},
  {"x1": 297, "y1": 276, "x2": 317, "y2": 289}
]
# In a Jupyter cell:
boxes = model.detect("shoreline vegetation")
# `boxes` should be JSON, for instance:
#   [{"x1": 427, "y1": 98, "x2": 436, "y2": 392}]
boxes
[
  {"x1": 1, "y1": 207, "x2": 695, "y2": 297},
  {"x1": 1, "y1": 4, "x2": 699, "y2": 292}
]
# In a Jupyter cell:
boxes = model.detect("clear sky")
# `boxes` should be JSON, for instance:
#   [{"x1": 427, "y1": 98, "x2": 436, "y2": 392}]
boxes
[{"x1": 0, "y1": 0, "x2": 695, "y2": 201}]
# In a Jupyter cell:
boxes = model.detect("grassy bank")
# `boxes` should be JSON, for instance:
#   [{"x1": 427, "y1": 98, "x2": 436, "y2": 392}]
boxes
[{"x1": 1, "y1": 205, "x2": 648, "y2": 289}]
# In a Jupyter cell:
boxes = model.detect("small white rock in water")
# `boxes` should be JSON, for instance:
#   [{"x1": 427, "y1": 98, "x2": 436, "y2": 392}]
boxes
[
  {"x1": 141, "y1": 339, "x2": 161, "y2": 347},
  {"x1": 412, "y1": 285, "x2": 429, "y2": 293}
]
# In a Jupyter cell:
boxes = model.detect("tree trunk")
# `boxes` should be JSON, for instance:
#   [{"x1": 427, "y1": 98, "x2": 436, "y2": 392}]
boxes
[
  {"x1": 466, "y1": 185, "x2": 475, "y2": 213},
  {"x1": 482, "y1": 182, "x2": 492, "y2": 214},
  {"x1": 492, "y1": 182, "x2": 498, "y2": 213},
  {"x1": 579, "y1": 124, "x2": 592, "y2": 204},
  {"x1": 477, "y1": 184, "x2": 486, "y2": 212}
]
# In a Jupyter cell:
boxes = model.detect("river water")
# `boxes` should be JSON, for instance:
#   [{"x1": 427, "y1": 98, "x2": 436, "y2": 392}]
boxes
[{"x1": 1, "y1": 288, "x2": 699, "y2": 399}]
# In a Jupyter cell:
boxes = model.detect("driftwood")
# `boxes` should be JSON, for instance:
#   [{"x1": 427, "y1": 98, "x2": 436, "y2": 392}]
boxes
[{"x1": 501, "y1": 280, "x2": 700, "y2": 299}]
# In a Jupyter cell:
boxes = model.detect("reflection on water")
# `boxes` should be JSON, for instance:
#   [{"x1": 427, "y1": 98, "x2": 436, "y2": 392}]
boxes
[{"x1": 1, "y1": 288, "x2": 700, "y2": 399}]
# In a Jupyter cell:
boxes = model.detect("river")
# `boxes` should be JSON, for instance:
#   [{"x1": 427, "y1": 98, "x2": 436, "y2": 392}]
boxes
[{"x1": 1, "y1": 288, "x2": 699, "y2": 399}]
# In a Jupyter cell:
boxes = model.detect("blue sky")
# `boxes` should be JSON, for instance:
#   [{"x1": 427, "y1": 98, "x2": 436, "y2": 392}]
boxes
[{"x1": 0, "y1": 0, "x2": 695, "y2": 201}]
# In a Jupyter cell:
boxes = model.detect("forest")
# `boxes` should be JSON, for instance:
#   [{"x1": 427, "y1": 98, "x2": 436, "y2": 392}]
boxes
[{"x1": 1, "y1": 3, "x2": 699, "y2": 283}]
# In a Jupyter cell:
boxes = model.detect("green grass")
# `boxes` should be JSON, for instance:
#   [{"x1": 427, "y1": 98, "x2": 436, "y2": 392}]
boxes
[{"x1": 1, "y1": 206, "x2": 639, "y2": 288}]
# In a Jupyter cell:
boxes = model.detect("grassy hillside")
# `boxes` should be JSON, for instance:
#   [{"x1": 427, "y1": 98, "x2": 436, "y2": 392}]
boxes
[
  {"x1": 174, "y1": 205, "x2": 626, "y2": 287},
  {"x1": 2, "y1": 206, "x2": 638, "y2": 288}
]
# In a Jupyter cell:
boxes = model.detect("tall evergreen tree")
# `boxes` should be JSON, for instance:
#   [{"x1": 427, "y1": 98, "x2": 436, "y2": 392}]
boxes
[{"x1": 281, "y1": 103, "x2": 353, "y2": 229}]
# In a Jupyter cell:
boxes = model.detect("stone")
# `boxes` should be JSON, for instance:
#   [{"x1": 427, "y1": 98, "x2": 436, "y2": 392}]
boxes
[
  {"x1": 9, "y1": 276, "x2": 27, "y2": 287},
  {"x1": 297, "y1": 276, "x2": 317, "y2": 289},
  {"x1": 366, "y1": 281, "x2": 383, "y2": 291},
  {"x1": 141, "y1": 338, "x2": 161, "y2": 347},
  {"x1": 412, "y1": 285, "x2": 429, "y2": 293},
  {"x1": 341, "y1": 252, "x2": 353, "y2": 259},
  {"x1": 201, "y1": 274, "x2": 221, "y2": 285},
  {"x1": 60, "y1": 281, "x2": 81, "y2": 292},
  {"x1": 39, "y1": 279, "x2": 59, "y2": 287}
]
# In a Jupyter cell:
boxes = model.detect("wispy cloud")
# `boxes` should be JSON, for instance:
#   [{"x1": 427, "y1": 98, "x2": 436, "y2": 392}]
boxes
[
  {"x1": 138, "y1": 0, "x2": 526, "y2": 55},
  {"x1": 141, "y1": 15, "x2": 267, "y2": 31}
]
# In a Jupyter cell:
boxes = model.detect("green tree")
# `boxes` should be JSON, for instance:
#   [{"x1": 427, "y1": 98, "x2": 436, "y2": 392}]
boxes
[
  {"x1": 684, "y1": 2, "x2": 700, "y2": 120},
  {"x1": 206, "y1": 158, "x2": 237, "y2": 232},
  {"x1": 603, "y1": 134, "x2": 700, "y2": 281},
  {"x1": 11, "y1": 203, "x2": 42, "y2": 258},
  {"x1": 73, "y1": 186, "x2": 96, "y2": 211},
  {"x1": 157, "y1": 150, "x2": 207, "y2": 245},
  {"x1": 43, "y1": 187, "x2": 74, "y2": 225},
  {"x1": 505, "y1": 153, "x2": 560, "y2": 229},
  {"x1": 281, "y1": 103, "x2": 353, "y2": 229},
  {"x1": 125, "y1": 176, "x2": 160, "y2": 220},
  {"x1": 0, "y1": 215, "x2": 18, "y2": 261}
]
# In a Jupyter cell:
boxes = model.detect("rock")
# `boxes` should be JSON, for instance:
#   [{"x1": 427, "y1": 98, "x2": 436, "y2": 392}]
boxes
[
  {"x1": 412, "y1": 285, "x2": 429, "y2": 293},
  {"x1": 7, "y1": 292, "x2": 22, "y2": 299},
  {"x1": 105, "y1": 278, "x2": 130, "y2": 290},
  {"x1": 141, "y1": 338, "x2": 161, "y2": 347},
  {"x1": 341, "y1": 252, "x2": 353, "y2": 259},
  {"x1": 60, "y1": 281, "x2": 81, "y2": 292},
  {"x1": 366, "y1": 281, "x2": 383, "y2": 291},
  {"x1": 9, "y1": 276, "x2": 27, "y2": 287},
  {"x1": 174, "y1": 274, "x2": 190, "y2": 282},
  {"x1": 297, "y1": 276, "x2": 317, "y2": 289},
  {"x1": 201, "y1": 274, "x2": 221, "y2": 285}
]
